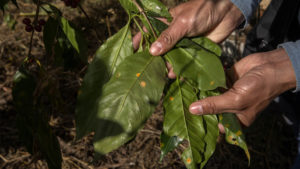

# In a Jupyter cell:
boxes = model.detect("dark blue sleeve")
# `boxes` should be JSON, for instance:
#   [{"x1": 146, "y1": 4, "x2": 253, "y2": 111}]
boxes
[
  {"x1": 230, "y1": 0, "x2": 262, "y2": 27},
  {"x1": 279, "y1": 41, "x2": 300, "y2": 92}
]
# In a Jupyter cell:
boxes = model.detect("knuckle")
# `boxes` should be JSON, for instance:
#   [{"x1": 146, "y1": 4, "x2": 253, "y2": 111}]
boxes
[
  {"x1": 160, "y1": 31, "x2": 174, "y2": 45},
  {"x1": 206, "y1": 100, "x2": 218, "y2": 114}
]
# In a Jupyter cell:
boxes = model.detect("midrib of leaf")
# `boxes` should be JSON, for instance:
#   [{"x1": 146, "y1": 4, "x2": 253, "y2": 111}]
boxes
[
  {"x1": 115, "y1": 56, "x2": 155, "y2": 119},
  {"x1": 109, "y1": 21, "x2": 131, "y2": 76},
  {"x1": 176, "y1": 79, "x2": 194, "y2": 163}
]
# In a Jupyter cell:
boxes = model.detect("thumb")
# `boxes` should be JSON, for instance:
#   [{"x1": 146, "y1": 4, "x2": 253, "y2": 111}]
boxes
[
  {"x1": 189, "y1": 91, "x2": 240, "y2": 115},
  {"x1": 150, "y1": 20, "x2": 186, "y2": 56}
]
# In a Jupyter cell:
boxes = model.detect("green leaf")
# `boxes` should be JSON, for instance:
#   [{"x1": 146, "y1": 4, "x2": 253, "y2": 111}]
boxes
[
  {"x1": 160, "y1": 132, "x2": 183, "y2": 161},
  {"x1": 42, "y1": 3, "x2": 62, "y2": 16},
  {"x1": 163, "y1": 79, "x2": 219, "y2": 169},
  {"x1": 13, "y1": 70, "x2": 62, "y2": 169},
  {"x1": 139, "y1": 0, "x2": 171, "y2": 19},
  {"x1": 165, "y1": 47, "x2": 226, "y2": 90},
  {"x1": 149, "y1": 17, "x2": 225, "y2": 90},
  {"x1": 43, "y1": 17, "x2": 59, "y2": 56},
  {"x1": 219, "y1": 113, "x2": 250, "y2": 164},
  {"x1": 93, "y1": 51, "x2": 166, "y2": 156},
  {"x1": 119, "y1": 0, "x2": 171, "y2": 19},
  {"x1": 76, "y1": 23, "x2": 133, "y2": 138},
  {"x1": 59, "y1": 17, "x2": 87, "y2": 63},
  {"x1": 119, "y1": 0, "x2": 138, "y2": 15}
]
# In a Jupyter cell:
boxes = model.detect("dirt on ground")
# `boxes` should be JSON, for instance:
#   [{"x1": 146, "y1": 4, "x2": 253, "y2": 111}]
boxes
[{"x1": 0, "y1": 0, "x2": 298, "y2": 169}]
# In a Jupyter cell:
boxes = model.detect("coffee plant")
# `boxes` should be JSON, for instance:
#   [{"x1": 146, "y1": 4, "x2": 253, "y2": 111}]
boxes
[
  {"x1": 3, "y1": 0, "x2": 250, "y2": 168},
  {"x1": 76, "y1": 0, "x2": 250, "y2": 168}
]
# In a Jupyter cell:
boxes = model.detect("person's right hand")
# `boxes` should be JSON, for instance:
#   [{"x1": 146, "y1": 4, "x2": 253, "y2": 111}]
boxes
[{"x1": 149, "y1": 0, "x2": 245, "y2": 56}]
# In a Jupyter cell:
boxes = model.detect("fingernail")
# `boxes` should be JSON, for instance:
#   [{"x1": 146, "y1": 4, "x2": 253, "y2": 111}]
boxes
[
  {"x1": 189, "y1": 105, "x2": 203, "y2": 114},
  {"x1": 150, "y1": 42, "x2": 162, "y2": 55}
]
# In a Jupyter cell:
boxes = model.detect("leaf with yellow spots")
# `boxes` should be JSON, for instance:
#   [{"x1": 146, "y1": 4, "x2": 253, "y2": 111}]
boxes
[
  {"x1": 201, "y1": 90, "x2": 250, "y2": 164},
  {"x1": 92, "y1": 51, "x2": 166, "y2": 156},
  {"x1": 163, "y1": 78, "x2": 219, "y2": 169},
  {"x1": 220, "y1": 113, "x2": 250, "y2": 165},
  {"x1": 76, "y1": 21, "x2": 133, "y2": 139},
  {"x1": 149, "y1": 17, "x2": 226, "y2": 90}
]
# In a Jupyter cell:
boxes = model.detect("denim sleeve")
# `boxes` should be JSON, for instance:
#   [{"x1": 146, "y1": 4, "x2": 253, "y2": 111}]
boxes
[
  {"x1": 279, "y1": 41, "x2": 300, "y2": 92},
  {"x1": 230, "y1": 0, "x2": 262, "y2": 27}
]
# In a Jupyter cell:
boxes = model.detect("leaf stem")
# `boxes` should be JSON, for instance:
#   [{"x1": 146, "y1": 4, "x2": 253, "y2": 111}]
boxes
[{"x1": 132, "y1": 0, "x2": 158, "y2": 39}]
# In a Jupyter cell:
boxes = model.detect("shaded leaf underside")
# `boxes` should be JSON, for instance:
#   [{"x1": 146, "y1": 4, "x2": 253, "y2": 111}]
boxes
[{"x1": 93, "y1": 51, "x2": 166, "y2": 155}]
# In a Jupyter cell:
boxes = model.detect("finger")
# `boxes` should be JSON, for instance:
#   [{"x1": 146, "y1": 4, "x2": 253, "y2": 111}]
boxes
[
  {"x1": 150, "y1": 19, "x2": 187, "y2": 56},
  {"x1": 132, "y1": 32, "x2": 142, "y2": 51},
  {"x1": 166, "y1": 62, "x2": 176, "y2": 79},
  {"x1": 189, "y1": 90, "x2": 241, "y2": 115},
  {"x1": 218, "y1": 123, "x2": 225, "y2": 134}
]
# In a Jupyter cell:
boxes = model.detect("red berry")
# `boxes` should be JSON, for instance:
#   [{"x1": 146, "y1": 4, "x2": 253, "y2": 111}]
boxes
[
  {"x1": 38, "y1": 19, "x2": 46, "y2": 26},
  {"x1": 34, "y1": 25, "x2": 42, "y2": 32},
  {"x1": 25, "y1": 25, "x2": 33, "y2": 32},
  {"x1": 22, "y1": 18, "x2": 31, "y2": 25}
]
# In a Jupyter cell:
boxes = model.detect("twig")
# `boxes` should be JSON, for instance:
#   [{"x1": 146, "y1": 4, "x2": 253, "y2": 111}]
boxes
[
  {"x1": 105, "y1": 15, "x2": 112, "y2": 37},
  {"x1": 27, "y1": 0, "x2": 41, "y2": 59},
  {"x1": 78, "y1": 4, "x2": 102, "y2": 42},
  {"x1": 140, "y1": 129, "x2": 161, "y2": 136},
  {"x1": 132, "y1": 0, "x2": 158, "y2": 39},
  {"x1": 0, "y1": 154, "x2": 8, "y2": 163}
]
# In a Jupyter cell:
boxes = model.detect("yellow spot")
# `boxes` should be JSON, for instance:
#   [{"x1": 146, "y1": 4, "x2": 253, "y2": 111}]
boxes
[
  {"x1": 225, "y1": 124, "x2": 230, "y2": 128},
  {"x1": 160, "y1": 143, "x2": 164, "y2": 148},
  {"x1": 140, "y1": 81, "x2": 146, "y2": 87},
  {"x1": 136, "y1": 73, "x2": 141, "y2": 77},
  {"x1": 116, "y1": 72, "x2": 121, "y2": 78},
  {"x1": 186, "y1": 158, "x2": 192, "y2": 164},
  {"x1": 235, "y1": 130, "x2": 242, "y2": 136},
  {"x1": 210, "y1": 81, "x2": 215, "y2": 86},
  {"x1": 169, "y1": 97, "x2": 174, "y2": 101}
]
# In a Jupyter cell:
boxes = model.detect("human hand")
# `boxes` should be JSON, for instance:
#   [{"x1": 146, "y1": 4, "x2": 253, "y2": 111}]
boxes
[
  {"x1": 189, "y1": 48, "x2": 296, "y2": 127},
  {"x1": 149, "y1": 0, "x2": 245, "y2": 56}
]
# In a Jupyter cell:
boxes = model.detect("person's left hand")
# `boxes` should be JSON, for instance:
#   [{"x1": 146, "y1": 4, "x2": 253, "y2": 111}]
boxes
[{"x1": 189, "y1": 48, "x2": 296, "y2": 127}]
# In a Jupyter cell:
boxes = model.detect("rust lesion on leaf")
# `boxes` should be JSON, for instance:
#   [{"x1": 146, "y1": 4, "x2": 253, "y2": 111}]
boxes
[
  {"x1": 136, "y1": 73, "x2": 141, "y2": 77},
  {"x1": 186, "y1": 157, "x2": 192, "y2": 164},
  {"x1": 210, "y1": 81, "x2": 215, "y2": 86},
  {"x1": 169, "y1": 96, "x2": 174, "y2": 101},
  {"x1": 140, "y1": 81, "x2": 146, "y2": 87}
]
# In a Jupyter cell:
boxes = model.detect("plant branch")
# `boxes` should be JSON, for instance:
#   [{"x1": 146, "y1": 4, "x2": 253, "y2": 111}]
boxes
[
  {"x1": 78, "y1": 4, "x2": 102, "y2": 42},
  {"x1": 27, "y1": 0, "x2": 41, "y2": 59},
  {"x1": 132, "y1": 0, "x2": 158, "y2": 39}
]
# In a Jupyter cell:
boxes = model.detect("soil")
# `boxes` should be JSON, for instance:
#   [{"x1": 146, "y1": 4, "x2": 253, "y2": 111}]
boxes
[{"x1": 0, "y1": 0, "x2": 298, "y2": 169}]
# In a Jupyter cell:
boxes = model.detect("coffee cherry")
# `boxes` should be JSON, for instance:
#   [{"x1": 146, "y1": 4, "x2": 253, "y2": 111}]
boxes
[
  {"x1": 22, "y1": 18, "x2": 31, "y2": 25},
  {"x1": 25, "y1": 25, "x2": 33, "y2": 32},
  {"x1": 34, "y1": 25, "x2": 42, "y2": 32},
  {"x1": 38, "y1": 19, "x2": 46, "y2": 26}
]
